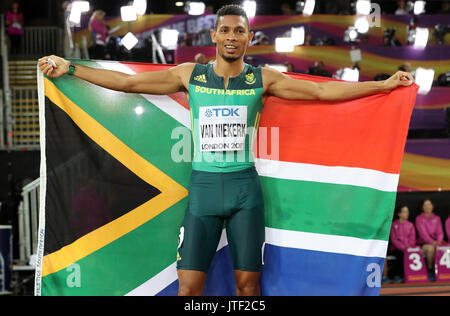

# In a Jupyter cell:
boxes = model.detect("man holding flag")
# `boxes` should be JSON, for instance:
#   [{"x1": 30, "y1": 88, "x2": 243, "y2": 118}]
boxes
[{"x1": 38, "y1": 4, "x2": 413, "y2": 296}]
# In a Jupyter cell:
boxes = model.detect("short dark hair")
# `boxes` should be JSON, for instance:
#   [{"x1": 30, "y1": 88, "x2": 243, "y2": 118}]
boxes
[{"x1": 215, "y1": 4, "x2": 250, "y2": 30}]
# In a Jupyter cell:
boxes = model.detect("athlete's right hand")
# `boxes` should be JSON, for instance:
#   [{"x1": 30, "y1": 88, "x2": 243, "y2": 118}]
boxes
[{"x1": 38, "y1": 55, "x2": 71, "y2": 78}]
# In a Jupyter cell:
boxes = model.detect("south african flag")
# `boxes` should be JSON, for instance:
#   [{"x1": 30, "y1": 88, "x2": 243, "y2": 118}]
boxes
[{"x1": 35, "y1": 60, "x2": 418, "y2": 296}]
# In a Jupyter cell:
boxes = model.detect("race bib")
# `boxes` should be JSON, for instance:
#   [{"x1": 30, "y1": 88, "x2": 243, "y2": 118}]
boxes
[{"x1": 199, "y1": 105, "x2": 247, "y2": 152}]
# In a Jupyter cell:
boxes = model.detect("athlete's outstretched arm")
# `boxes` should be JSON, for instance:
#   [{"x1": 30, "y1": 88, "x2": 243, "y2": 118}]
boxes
[
  {"x1": 262, "y1": 67, "x2": 414, "y2": 101},
  {"x1": 38, "y1": 55, "x2": 194, "y2": 95}
]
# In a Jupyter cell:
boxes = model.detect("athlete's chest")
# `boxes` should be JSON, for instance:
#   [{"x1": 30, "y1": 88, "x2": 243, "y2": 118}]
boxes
[{"x1": 188, "y1": 65, "x2": 262, "y2": 106}]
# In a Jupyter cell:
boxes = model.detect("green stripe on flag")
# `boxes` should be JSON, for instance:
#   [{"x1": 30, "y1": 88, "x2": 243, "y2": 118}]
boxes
[
  {"x1": 261, "y1": 176, "x2": 396, "y2": 241},
  {"x1": 41, "y1": 198, "x2": 186, "y2": 296}
]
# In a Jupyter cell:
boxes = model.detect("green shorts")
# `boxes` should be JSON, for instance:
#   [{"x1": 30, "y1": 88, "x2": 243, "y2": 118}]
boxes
[{"x1": 176, "y1": 166, "x2": 265, "y2": 273}]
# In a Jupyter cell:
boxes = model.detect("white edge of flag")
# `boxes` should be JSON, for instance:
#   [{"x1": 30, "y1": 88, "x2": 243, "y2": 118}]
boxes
[{"x1": 255, "y1": 158, "x2": 399, "y2": 192}]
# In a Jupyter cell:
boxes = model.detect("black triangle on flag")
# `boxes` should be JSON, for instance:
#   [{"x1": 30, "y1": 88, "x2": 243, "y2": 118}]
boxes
[{"x1": 44, "y1": 98, "x2": 161, "y2": 255}]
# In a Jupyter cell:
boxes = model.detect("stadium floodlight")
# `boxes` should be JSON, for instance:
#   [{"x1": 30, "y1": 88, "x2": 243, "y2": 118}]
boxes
[
  {"x1": 350, "y1": 29, "x2": 358, "y2": 40},
  {"x1": 355, "y1": 16, "x2": 369, "y2": 33},
  {"x1": 341, "y1": 68, "x2": 359, "y2": 82},
  {"x1": 344, "y1": 26, "x2": 359, "y2": 42},
  {"x1": 160, "y1": 29, "x2": 179, "y2": 49},
  {"x1": 69, "y1": 8, "x2": 82, "y2": 24},
  {"x1": 243, "y1": 1, "x2": 257, "y2": 18},
  {"x1": 414, "y1": 27, "x2": 429, "y2": 48},
  {"x1": 133, "y1": 0, "x2": 147, "y2": 15},
  {"x1": 303, "y1": 0, "x2": 315, "y2": 16},
  {"x1": 413, "y1": 1, "x2": 426, "y2": 15},
  {"x1": 121, "y1": 5, "x2": 137, "y2": 22},
  {"x1": 68, "y1": 1, "x2": 89, "y2": 25},
  {"x1": 291, "y1": 27, "x2": 305, "y2": 45},
  {"x1": 275, "y1": 37, "x2": 295, "y2": 53},
  {"x1": 72, "y1": 1, "x2": 90, "y2": 13},
  {"x1": 415, "y1": 67, "x2": 434, "y2": 95},
  {"x1": 186, "y1": 2, "x2": 205, "y2": 15},
  {"x1": 356, "y1": 0, "x2": 371, "y2": 15},
  {"x1": 121, "y1": 32, "x2": 139, "y2": 50}
]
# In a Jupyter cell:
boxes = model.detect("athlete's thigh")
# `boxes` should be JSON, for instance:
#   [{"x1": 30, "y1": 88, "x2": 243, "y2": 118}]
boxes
[
  {"x1": 177, "y1": 207, "x2": 224, "y2": 273},
  {"x1": 226, "y1": 207, "x2": 265, "y2": 272},
  {"x1": 226, "y1": 169, "x2": 265, "y2": 272},
  {"x1": 177, "y1": 170, "x2": 226, "y2": 272}
]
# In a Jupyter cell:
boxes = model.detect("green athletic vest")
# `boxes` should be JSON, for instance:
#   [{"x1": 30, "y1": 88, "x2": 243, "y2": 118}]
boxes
[{"x1": 188, "y1": 63, "x2": 264, "y2": 172}]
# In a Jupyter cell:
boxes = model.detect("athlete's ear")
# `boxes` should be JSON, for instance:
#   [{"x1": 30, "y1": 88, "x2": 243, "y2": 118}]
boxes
[
  {"x1": 248, "y1": 30, "x2": 254, "y2": 45},
  {"x1": 210, "y1": 29, "x2": 217, "y2": 44}
]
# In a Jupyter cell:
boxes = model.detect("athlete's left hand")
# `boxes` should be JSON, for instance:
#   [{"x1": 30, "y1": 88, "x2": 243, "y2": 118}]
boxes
[{"x1": 383, "y1": 71, "x2": 414, "y2": 92}]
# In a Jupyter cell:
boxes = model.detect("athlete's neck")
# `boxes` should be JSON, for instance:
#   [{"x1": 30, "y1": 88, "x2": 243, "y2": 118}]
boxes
[{"x1": 213, "y1": 57, "x2": 245, "y2": 79}]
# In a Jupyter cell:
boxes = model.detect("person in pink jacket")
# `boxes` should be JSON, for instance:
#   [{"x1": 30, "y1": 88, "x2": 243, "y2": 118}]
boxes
[
  {"x1": 88, "y1": 10, "x2": 108, "y2": 59},
  {"x1": 446, "y1": 214, "x2": 450, "y2": 243},
  {"x1": 385, "y1": 205, "x2": 415, "y2": 283},
  {"x1": 5, "y1": 1, "x2": 24, "y2": 55},
  {"x1": 415, "y1": 199, "x2": 444, "y2": 281},
  {"x1": 391, "y1": 206, "x2": 416, "y2": 252}
]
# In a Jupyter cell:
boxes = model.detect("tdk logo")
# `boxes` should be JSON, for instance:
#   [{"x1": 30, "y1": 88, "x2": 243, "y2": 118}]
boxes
[{"x1": 207, "y1": 108, "x2": 240, "y2": 117}]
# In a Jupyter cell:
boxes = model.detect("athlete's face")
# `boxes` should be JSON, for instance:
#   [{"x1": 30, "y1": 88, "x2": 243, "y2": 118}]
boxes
[{"x1": 211, "y1": 15, "x2": 253, "y2": 63}]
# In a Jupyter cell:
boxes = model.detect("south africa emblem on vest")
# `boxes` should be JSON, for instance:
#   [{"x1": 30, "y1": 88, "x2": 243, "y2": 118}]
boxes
[{"x1": 245, "y1": 73, "x2": 256, "y2": 85}]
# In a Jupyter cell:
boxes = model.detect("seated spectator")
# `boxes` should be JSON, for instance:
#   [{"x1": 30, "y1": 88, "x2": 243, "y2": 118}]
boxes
[
  {"x1": 446, "y1": 212, "x2": 450, "y2": 242},
  {"x1": 195, "y1": 53, "x2": 207, "y2": 65},
  {"x1": 398, "y1": 63, "x2": 416, "y2": 80},
  {"x1": 315, "y1": 36, "x2": 335, "y2": 46},
  {"x1": 251, "y1": 31, "x2": 269, "y2": 46},
  {"x1": 395, "y1": 0, "x2": 408, "y2": 15},
  {"x1": 415, "y1": 198, "x2": 445, "y2": 281},
  {"x1": 398, "y1": 63, "x2": 412, "y2": 73},
  {"x1": 374, "y1": 73, "x2": 391, "y2": 81},
  {"x1": 383, "y1": 28, "x2": 402, "y2": 47},
  {"x1": 384, "y1": 206, "x2": 416, "y2": 283},
  {"x1": 284, "y1": 62, "x2": 295, "y2": 73},
  {"x1": 281, "y1": 2, "x2": 294, "y2": 15},
  {"x1": 193, "y1": 28, "x2": 213, "y2": 46},
  {"x1": 304, "y1": 33, "x2": 313, "y2": 46},
  {"x1": 307, "y1": 61, "x2": 332, "y2": 78},
  {"x1": 180, "y1": 33, "x2": 194, "y2": 47},
  {"x1": 406, "y1": 16, "x2": 419, "y2": 46},
  {"x1": 244, "y1": 56, "x2": 257, "y2": 67}
]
